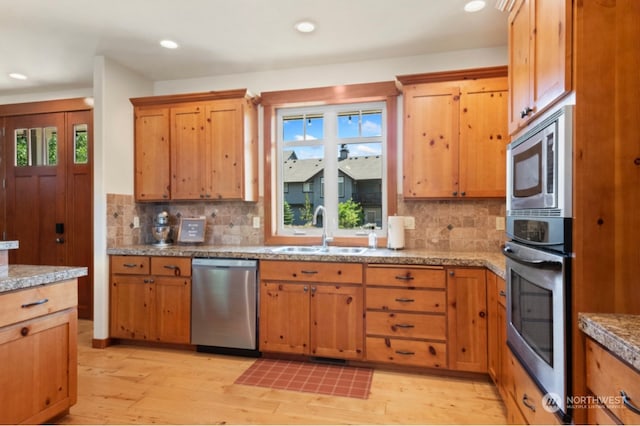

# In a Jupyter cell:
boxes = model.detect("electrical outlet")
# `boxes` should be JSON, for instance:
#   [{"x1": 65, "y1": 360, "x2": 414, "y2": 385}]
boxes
[
  {"x1": 496, "y1": 217, "x2": 505, "y2": 231},
  {"x1": 253, "y1": 216, "x2": 260, "y2": 228},
  {"x1": 133, "y1": 216, "x2": 140, "y2": 229},
  {"x1": 403, "y1": 216, "x2": 415, "y2": 230}
]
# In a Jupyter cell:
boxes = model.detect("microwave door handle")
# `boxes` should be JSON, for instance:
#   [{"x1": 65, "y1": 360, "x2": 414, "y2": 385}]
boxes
[{"x1": 502, "y1": 246, "x2": 563, "y2": 270}]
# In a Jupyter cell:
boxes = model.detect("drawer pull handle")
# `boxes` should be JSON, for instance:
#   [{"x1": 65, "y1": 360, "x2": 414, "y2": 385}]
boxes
[
  {"x1": 621, "y1": 391, "x2": 640, "y2": 415},
  {"x1": 395, "y1": 350, "x2": 415, "y2": 356},
  {"x1": 394, "y1": 275, "x2": 414, "y2": 281},
  {"x1": 163, "y1": 265, "x2": 181, "y2": 276},
  {"x1": 499, "y1": 290, "x2": 506, "y2": 297},
  {"x1": 395, "y1": 298, "x2": 415, "y2": 303},
  {"x1": 522, "y1": 394, "x2": 536, "y2": 412},
  {"x1": 394, "y1": 323, "x2": 415, "y2": 329},
  {"x1": 301, "y1": 270, "x2": 318, "y2": 275},
  {"x1": 123, "y1": 263, "x2": 139, "y2": 268},
  {"x1": 21, "y1": 298, "x2": 49, "y2": 308}
]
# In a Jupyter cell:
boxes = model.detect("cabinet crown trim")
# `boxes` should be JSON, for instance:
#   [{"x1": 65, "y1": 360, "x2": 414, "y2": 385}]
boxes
[
  {"x1": 130, "y1": 88, "x2": 256, "y2": 106},
  {"x1": 397, "y1": 66, "x2": 508, "y2": 86}
]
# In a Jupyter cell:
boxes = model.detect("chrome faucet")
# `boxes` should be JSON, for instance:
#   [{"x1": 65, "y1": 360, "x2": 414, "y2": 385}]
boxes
[{"x1": 312, "y1": 205, "x2": 333, "y2": 250}]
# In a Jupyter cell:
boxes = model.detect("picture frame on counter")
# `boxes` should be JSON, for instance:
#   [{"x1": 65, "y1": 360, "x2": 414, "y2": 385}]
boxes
[{"x1": 176, "y1": 217, "x2": 206, "y2": 244}]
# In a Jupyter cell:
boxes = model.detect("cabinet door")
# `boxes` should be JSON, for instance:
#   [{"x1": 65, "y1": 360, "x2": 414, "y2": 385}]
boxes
[
  {"x1": 447, "y1": 268, "x2": 488, "y2": 373},
  {"x1": 459, "y1": 78, "x2": 508, "y2": 197},
  {"x1": 310, "y1": 285, "x2": 363, "y2": 360},
  {"x1": 155, "y1": 276, "x2": 191, "y2": 344},
  {"x1": 531, "y1": 0, "x2": 571, "y2": 117},
  {"x1": 487, "y1": 271, "x2": 508, "y2": 400},
  {"x1": 508, "y1": 0, "x2": 531, "y2": 133},
  {"x1": 110, "y1": 275, "x2": 154, "y2": 340},
  {"x1": 259, "y1": 282, "x2": 309, "y2": 354},
  {"x1": 0, "y1": 308, "x2": 76, "y2": 425},
  {"x1": 134, "y1": 107, "x2": 171, "y2": 201},
  {"x1": 403, "y1": 83, "x2": 460, "y2": 198},
  {"x1": 170, "y1": 103, "x2": 207, "y2": 200},
  {"x1": 205, "y1": 100, "x2": 244, "y2": 200}
]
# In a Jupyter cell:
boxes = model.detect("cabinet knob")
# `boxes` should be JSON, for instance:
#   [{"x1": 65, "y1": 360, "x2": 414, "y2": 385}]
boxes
[
  {"x1": 460, "y1": 191, "x2": 466, "y2": 196},
  {"x1": 452, "y1": 191, "x2": 458, "y2": 196},
  {"x1": 520, "y1": 107, "x2": 533, "y2": 118},
  {"x1": 449, "y1": 271, "x2": 455, "y2": 276}
]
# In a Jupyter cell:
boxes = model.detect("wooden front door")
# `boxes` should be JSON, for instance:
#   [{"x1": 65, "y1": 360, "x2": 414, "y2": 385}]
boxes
[{"x1": 3, "y1": 110, "x2": 93, "y2": 319}]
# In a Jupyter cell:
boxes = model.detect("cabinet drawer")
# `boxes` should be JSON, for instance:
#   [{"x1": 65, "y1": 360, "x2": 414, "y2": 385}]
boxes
[
  {"x1": 587, "y1": 338, "x2": 640, "y2": 425},
  {"x1": 509, "y1": 352, "x2": 562, "y2": 425},
  {"x1": 260, "y1": 260, "x2": 362, "y2": 284},
  {"x1": 111, "y1": 255, "x2": 150, "y2": 275},
  {"x1": 588, "y1": 401, "x2": 622, "y2": 425},
  {"x1": 151, "y1": 257, "x2": 191, "y2": 277},
  {"x1": 366, "y1": 337, "x2": 447, "y2": 369},
  {"x1": 366, "y1": 311, "x2": 446, "y2": 341},
  {"x1": 366, "y1": 265, "x2": 445, "y2": 288},
  {"x1": 0, "y1": 280, "x2": 77, "y2": 328},
  {"x1": 366, "y1": 287, "x2": 445, "y2": 313}
]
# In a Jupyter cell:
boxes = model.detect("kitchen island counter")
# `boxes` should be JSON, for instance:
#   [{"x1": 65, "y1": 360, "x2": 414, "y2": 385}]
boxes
[
  {"x1": 0, "y1": 265, "x2": 88, "y2": 294},
  {"x1": 579, "y1": 312, "x2": 640, "y2": 371}
]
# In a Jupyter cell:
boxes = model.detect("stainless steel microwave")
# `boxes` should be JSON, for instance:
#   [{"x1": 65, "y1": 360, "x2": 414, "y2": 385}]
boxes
[{"x1": 507, "y1": 105, "x2": 573, "y2": 218}]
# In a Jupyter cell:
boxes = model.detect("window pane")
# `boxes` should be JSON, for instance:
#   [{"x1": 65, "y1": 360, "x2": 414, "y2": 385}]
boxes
[
  {"x1": 283, "y1": 115, "x2": 304, "y2": 141},
  {"x1": 306, "y1": 114, "x2": 323, "y2": 140},
  {"x1": 15, "y1": 129, "x2": 28, "y2": 166},
  {"x1": 337, "y1": 142, "x2": 383, "y2": 229},
  {"x1": 337, "y1": 111, "x2": 359, "y2": 138},
  {"x1": 74, "y1": 124, "x2": 88, "y2": 164},
  {"x1": 282, "y1": 144, "x2": 324, "y2": 228},
  {"x1": 361, "y1": 110, "x2": 382, "y2": 137}
]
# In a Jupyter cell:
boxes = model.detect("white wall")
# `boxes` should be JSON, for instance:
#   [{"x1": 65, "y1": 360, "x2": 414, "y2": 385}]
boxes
[
  {"x1": 93, "y1": 56, "x2": 153, "y2": 339},
  {"x1": 0, "y1": 88, "x2": 93, "y2": 105},
  {"x1": 154, "y1": 46, "x2": 507, "y2": 95}
]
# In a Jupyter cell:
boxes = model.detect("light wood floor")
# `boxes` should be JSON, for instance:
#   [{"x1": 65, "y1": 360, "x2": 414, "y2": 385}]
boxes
[{"x1": 58, "y1": 320, "x2": 507, "y2": 425}]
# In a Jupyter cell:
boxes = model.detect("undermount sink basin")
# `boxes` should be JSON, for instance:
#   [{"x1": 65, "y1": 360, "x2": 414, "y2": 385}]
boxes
[{"x1": 270, "y1": 246, "x2": 368, "y2": 255}]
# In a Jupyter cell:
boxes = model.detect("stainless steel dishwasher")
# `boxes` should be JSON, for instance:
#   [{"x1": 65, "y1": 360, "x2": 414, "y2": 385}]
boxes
[{"x1": 191, "y1": 258, "x2": 259, "y2": 356}]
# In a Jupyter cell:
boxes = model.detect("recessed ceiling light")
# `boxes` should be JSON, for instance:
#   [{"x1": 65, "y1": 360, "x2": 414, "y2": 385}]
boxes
[
  {"x1": 160, "y1": 39, "x2": 179, "y2": 49},
  {"x1": 294, "y1": 21, "x2": 316, "y2": 33},
  {"x1": 9, "y1": 72, "x2": 28, "y2": 80},
  {"x1": 464, "y1": 0, "x2": 486, "y2": 12}
]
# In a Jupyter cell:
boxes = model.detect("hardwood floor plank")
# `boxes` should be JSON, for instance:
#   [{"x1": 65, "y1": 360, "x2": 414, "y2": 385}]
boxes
[{"x1": 58, "y1": 320, "x2": 507, "y2": 424}]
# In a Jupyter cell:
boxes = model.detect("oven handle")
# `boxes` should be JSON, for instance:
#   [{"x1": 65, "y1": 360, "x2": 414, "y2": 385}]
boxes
[{"x1": 503, "y1": 246, "x2": 563, "y2": 270}]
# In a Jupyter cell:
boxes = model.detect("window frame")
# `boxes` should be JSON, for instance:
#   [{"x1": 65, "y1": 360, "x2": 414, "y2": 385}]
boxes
[{"x1": 261, "y1": 81, "x2": 399, "y2": 247}]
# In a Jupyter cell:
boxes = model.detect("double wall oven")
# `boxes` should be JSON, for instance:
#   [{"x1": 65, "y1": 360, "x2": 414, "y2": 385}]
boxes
[{"x1": 504, "y1": 105, "x2": 573, "y2": 421}]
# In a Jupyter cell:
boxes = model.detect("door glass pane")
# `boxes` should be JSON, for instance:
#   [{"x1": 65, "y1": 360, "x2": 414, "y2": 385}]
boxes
[
  {"x1": 44, "y1": 127, "x2": 57, "y2": 165},
  {"x1": 15, "y1": 129, "x2": 28, "y2": 166},
  {"x1": 14, "y1": 127, "x2": 57, "y2": 166},
  {"x1": 74, "y1": 124, "x2": 88, "y2": 164}
]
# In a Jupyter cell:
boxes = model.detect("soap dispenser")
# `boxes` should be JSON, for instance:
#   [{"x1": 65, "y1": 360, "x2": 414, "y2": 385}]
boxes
[{"x1": 368, "y1": 226, "x2": 377, "y2": 250}]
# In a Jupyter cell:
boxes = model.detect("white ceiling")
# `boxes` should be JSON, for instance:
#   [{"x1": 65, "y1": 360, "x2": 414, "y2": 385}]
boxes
[{"x1": 0, "y1": 0, "x2": 507, "y2": 95}]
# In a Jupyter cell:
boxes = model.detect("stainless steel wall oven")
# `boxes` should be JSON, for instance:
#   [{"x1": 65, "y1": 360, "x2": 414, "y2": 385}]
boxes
[{"x1": 505, "y1": 104, "x2": 574, "y2": 422}]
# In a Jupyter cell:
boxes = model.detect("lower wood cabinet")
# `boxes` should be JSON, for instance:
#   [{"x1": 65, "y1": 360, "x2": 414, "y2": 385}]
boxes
[
  {"x1": 365, "y1": 264, "x2": 448, "y2": 368},
  {"x1": 487, "y1": 270, "x2": 509, "y2": 400},
  {"x1": 110, "y1": 255, "x2": 191, "y2": 344},
  {"x1": 0, "y1": 280, "x2": 78, "y2": 425},
  {"x1": 446, "y1": 268, "x2": 488, "y2": 373},
  {"x1": 259, "y1": 260, "x2": 364, "y2": 360},
  {"x1": 507, "y1": 351, "x2": 562, "y2": 425},
  {"x1": 586, "y1": 337, "x2": 640, "y2": 425}
]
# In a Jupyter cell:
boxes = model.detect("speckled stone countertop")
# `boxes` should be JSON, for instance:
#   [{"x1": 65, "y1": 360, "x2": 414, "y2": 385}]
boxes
[
  {"x1": 578, "y1": 313, "x2": 640, "y2": 371},
  {"x1": 0, "y1": 265, "x2": 88, "y2": 294},
  {"x1": 107, "y1": 245, "x2": 506, "y2": 279}
]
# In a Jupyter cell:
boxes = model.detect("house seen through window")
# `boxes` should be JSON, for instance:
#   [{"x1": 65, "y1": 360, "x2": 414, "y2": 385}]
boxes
[{"x1": 277, "y1": 102, "x2": 386, "y2": 238}]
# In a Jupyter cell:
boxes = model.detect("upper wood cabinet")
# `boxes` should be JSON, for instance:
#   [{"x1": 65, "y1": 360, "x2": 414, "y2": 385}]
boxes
[
  {"x1": 399, "y1": 69, "x2": 508, "y2": 199},
  {"x1": 131, "y1": 89, "x2": 258, "y2": 202},
  {"x1": 508, "y1": 0, "x2": 572, "y2": 134}
]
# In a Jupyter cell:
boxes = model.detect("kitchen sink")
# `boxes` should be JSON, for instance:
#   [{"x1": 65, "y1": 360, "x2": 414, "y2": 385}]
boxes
[{"x1": 270, "y1": 246, "x2": 368, "y2": 255}]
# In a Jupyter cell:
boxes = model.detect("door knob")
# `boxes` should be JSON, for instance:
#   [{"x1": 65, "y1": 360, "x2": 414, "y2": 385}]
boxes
[{"x1": 55, "y1": 237, "x2": 65, "y2": 244}]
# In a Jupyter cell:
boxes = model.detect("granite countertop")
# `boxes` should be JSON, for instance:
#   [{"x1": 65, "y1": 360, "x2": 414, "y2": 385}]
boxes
[
  {"x1": 0, "y1": 265, "x2": 88, "y2": 294},
  {"x1": 107, "y1": 245, "x2": 506, "y2": 279},
  {"x1": 578, "y1": 312, "x2": 640, "y2": 371}
]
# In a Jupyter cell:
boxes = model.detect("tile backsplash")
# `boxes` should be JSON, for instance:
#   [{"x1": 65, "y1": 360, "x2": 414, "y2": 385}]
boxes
[{"x1": 106, "y1": 194, "x2": 505, "y2": 251}]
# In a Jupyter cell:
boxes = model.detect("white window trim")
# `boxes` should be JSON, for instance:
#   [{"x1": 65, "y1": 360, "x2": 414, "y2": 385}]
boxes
[{"x1": 275, "y1": 101, "x2": 387, "y2": 238}]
